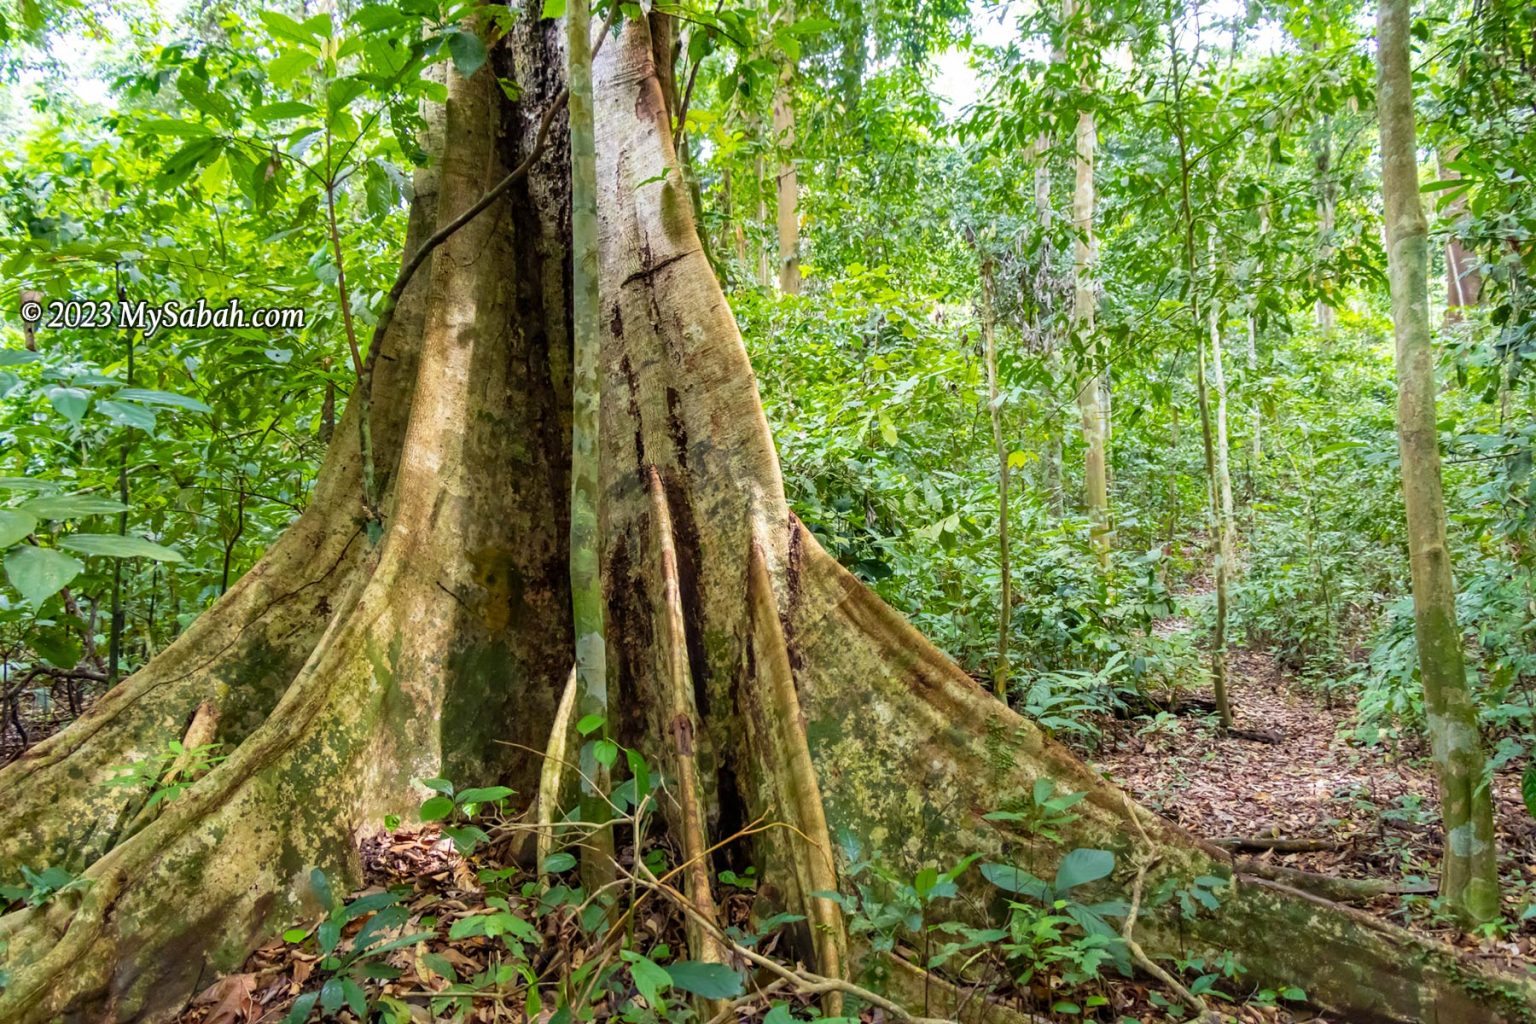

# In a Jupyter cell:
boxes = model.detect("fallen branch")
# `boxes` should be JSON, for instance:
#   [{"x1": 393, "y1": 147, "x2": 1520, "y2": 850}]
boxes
[
  {"x1": 1214, "y1": 836, "x2": 1348, "y2": 853},
  {"x1": 1235, "y1": 859, "x2": 1436, "y2": 903}
]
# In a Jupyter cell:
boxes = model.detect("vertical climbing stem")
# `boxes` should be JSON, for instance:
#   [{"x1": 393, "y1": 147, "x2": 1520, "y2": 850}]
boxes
[
  {"x1": 979, "y1": 258, "x2": 1010, "y2": 699},
  {"x1": 568, "y1": 0, "x2": 614, "y2": 891}
]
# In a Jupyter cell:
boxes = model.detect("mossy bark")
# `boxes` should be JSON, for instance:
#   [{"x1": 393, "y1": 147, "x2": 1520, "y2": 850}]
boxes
[{"x1": 2, "y1": 9, "x2": 1532, "y2": 1024}]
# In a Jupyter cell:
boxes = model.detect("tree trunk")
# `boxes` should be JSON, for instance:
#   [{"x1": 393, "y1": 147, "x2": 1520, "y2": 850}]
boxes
[
  {"x1": 1, "y1": 11, "x2": 1532, "y2": 1024},
  {"x1": 979, "y1": 258, "x2": 1010, "y2": 699},
  {"x1": 1066, "y1": 0, "x2": 1108, "y2": 566},
  {"x1": 1209, "y1": 271, "x2": 1235, "y2": 560},
  {"x1": 772, "y1": 1, "x2": 801, "y2": 295},
  {"x1": 1196, "y1": 320, "x2": 1233, "y2": 731},
  {"x1": 1377, "y1": 0, "x2": 1501, "y2": 926},
  {"x1": 1313, "y1": 116, "x2": 1336, "y2": 337}
]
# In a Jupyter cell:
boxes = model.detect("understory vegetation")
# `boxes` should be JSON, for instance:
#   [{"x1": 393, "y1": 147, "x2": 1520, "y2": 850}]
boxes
[{"x1": 2, "y1": 0, "x2": 1536, "y2": 1020}]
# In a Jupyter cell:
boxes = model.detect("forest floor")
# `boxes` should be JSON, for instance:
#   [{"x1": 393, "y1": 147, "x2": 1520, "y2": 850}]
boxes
[
  {"x1": 15, "y1": 630, "x2": 1535, "y2": 1022},
  {"x1": 1092, "y1": 639, "x2": 1536, "y2": 963}
]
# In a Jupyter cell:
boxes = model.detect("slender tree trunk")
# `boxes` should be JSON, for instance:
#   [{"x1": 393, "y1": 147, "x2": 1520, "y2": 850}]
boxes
[
  {"x1": 1196, "y1": 321, "x2": 1233, "y2": 730},
  {"x1": 567, "y1": 0, "x2": 614, "y2": 889},
  {"x1": 980, "y1": 258, "x2": 1010, "y2": 699},
  {"x1": 772, "y1": 1, "x2": 801, "y2": 295},
  {"x1": 1066, "y1": 0, "x2": 1108, "y2": 566},
  {"x1": 1377, "y1": 0, "x2": 1500, "y2": 926},
  {"x1": 1032, "y1": 137, "x2": 1064, "y2": 516},
  {"x1": 1246, "y1": 311, "x2": 1260, "y2": 469},
  {"x1": 1209, "y1": 253, "x2": 1235, "y2": 559},
  {"x1": 1314, "y1": 116, "x2": 1336, "y2": 337}
]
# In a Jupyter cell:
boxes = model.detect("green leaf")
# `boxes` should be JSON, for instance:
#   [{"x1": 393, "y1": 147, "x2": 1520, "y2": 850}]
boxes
[
  {"x1": 327, "y1": 76, "x2": 370, "y2": 118},
  {"x1": 318, "y1": 975, "x2": 344, "y2": 1013},
  {"x1": 0, "y1": 349, "x2": 41, "y2": 366},
  {"x1": 622, "y1": 950, "x2": 672, "y2": 1008},
  {"x1": 541, "y1": 0, "x2": 566, "y2": 18},
  {"x1": 116, "y1": 388, "x2": 212, "y2": 413},
  {"x1": 541, "y1": 851, "x2": 577, "y2": 873},
  {"x1": 260, "y1": 9, "x2": 323, "y2": 46},
  {"x1": 979, "y1": 862, "x2": 1049, "y2": 901},
  {"x1": 1523, "y1": 763, "x2": 1536, "y2": 821},
  {"x1": 46, "y1": 386, "x2": 89, "y2": 424},
  {"x1": 93, "y1": 400, "x2": 156, "y2": 432},
  {"x1": 419, "y1": 777, "x2": 455, "y2": 796},
  {"x1": 5, "y1": 546, "x2": 83, "y2": 606},
  {"x1": 59, "y1": 534, "x2": 185, "y2": 562},
  {"x1": 253, "y1": 101, "x2": 318, "y2": 122},
  {"x1": 419, "y1": 795, "x2": 455, "y2": 822},
  {"x1": 157, "y1": 137, "x2": 226, "y2": 189},
  {"x1": 447, "y1": 30, "x2": 487, "y2": 78},
  {"x1": 21, "y1": 495, "x2": 128, "y2": 519},
  {"x1": 284, "y1": 990, "x2": 319, "y2": 1024},
  {"x1": 593, "y1": 738, "x2": 619, "y2": 767},
  {"x1": 0, "y1": 509, "x2": 38, "y2": 548},
  {"x1": 576, "y1": 713, "x2": 604, "y2": 735},
  {"x1": 665, "y1": 961, "x2": 743, "y2": 999},
  {"x1": 456, "y1": 785, "x2": 514, "y2": 807},
  {"x1": 0, "y1": 477, "x2": 57, "y2": 492},
  {"x1": 267, "y1": 50, "x2": 315, "y2": 88},
  {"x1": 1054, "y1": 848, "x2": 1114, "y2": 891}
]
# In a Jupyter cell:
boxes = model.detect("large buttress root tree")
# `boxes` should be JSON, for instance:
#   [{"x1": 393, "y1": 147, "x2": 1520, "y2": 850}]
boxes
[{"x1": 2, "y1": 11, "x2": 1534, "y2": 1023}]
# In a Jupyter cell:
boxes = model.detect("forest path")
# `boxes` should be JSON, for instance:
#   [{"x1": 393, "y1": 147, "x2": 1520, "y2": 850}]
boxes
[{"x1": 1091, "y1": 634, "x2": 1536, "y2": 958}]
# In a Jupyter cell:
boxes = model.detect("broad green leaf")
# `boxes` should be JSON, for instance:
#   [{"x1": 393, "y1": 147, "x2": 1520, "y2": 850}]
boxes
[
  {"x1": 116, "y1": 388, "x2": 212, "y2": 413},
  {"x1": 0, "y1": 477, "x2": 56, "y2": 492},
  {"x1": 0, "y1": 349, "x2": 41, "y2": 366},
  {"x1": 135, "y1": 119, "x2": 215, "y2": 138},
  {"x1": 541, "y1": 0, "x2": 566, "y2": 18},
  {"x1": 456, "y1": 785, "x2": 514, "y2": 806},
  {"x1": 664, "y1": 961, "x2": 743, "y2": 999},
  {"x1": 21, "y1": 495, "x2": 128, "y2": 519},
  {"x1": 260, "y1": 9, "x2": 323, "y2": 46},
  {"x1": 0, "y1": 509, "x2": 37, "y2": 548},
  {"x1": 157, "y1": 137, "x2": 226, "y2": 189},
  {"x1": 253, "y1": 101, "x2": 318, "y2": 122},
  {"x1": 267, "y1": 50, "x2": 315, "y2": 88},
  {"x1": 1523, "y1": 763, "x2": 1536, "y2": 821},
  {"x1": 419, "y1": 795, "x2": 455, "y2": 821},
  {"x1": 5, "y1": 546, "x2": 83, "y2": 606},
  {"x1": 59, "y1": 534, "x2": 185, "y2": 562},
  {"x1": 46, "y1": 386, "x2": 88, "y2": 424},
  {"x1": 622, "y1": 950, "x2": 672, "y2": 1008},
  {"x1": 93, "y1": 400, "x2": 156, "y2": 432},
  {"x1": 1054, "y1": 848, "x2": 1114, "y2": 891},
  {"x1": 447, "y1": 29, "x2": 487, "y2": 79},
  {"x1": 541, "y1": 851, "x2": 576, "y2": 873},
  {"x1": 979, "y1": 861, "x2": 1049, "y2": 901}
]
